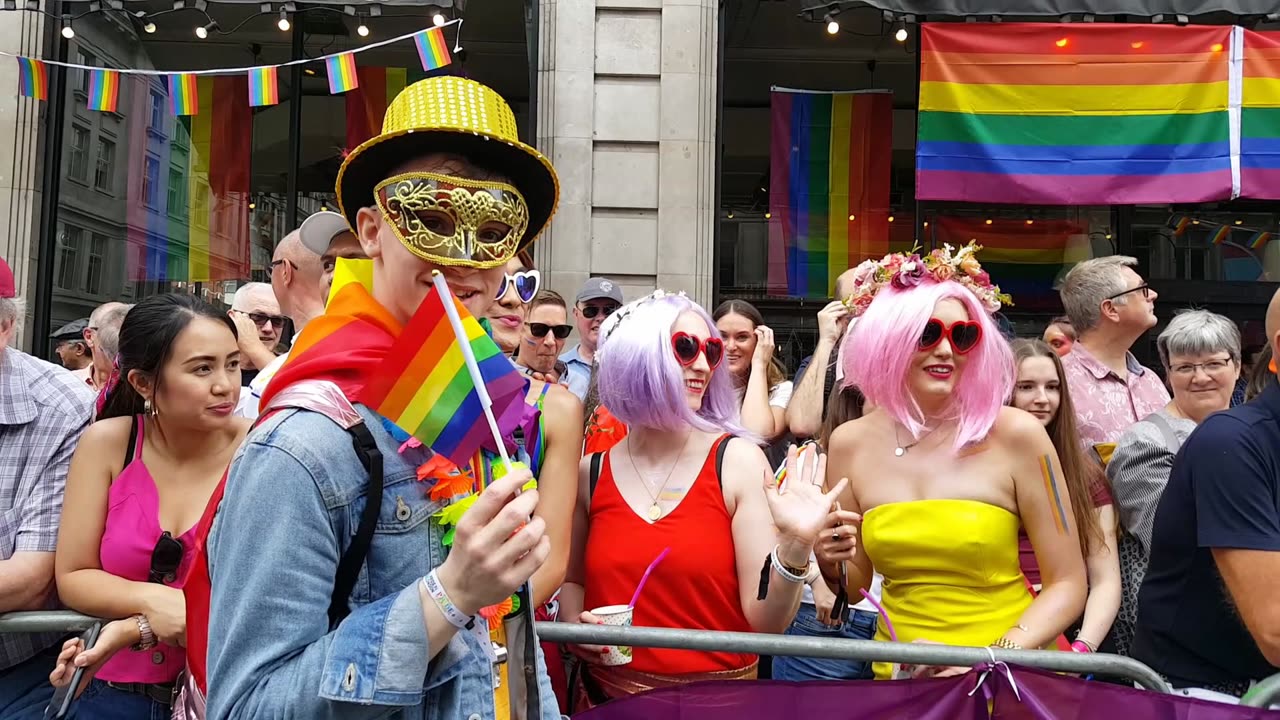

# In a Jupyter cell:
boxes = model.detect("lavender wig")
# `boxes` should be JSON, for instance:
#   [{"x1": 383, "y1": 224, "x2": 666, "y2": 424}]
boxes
[
  {"x1": 597, "y1": 293, "x2": 749, "y2": 437},
  {"x1": 842, "y1": 280, "x2": 1013, "y2": 450}
]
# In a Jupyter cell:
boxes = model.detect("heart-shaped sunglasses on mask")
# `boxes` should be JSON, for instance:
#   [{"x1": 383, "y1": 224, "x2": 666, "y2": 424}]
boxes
[
  {"x1": 918, "y1": 319, "x2": 982, "y2": 355},
  {"x1": 671, "y1": 332, "x2": 724, "y2": 369},
  {"x1": 496, "y1": 269, "x2": 541, "y2": 303}
]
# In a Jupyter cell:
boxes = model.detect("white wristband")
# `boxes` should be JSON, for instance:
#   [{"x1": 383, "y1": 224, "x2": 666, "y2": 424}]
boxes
[
  {"x1": 771, "y1": 546, "x2": 808, "y2": 584},
  {"x1": 422, "y1": 570, "x2": 473, "y2": 630}
]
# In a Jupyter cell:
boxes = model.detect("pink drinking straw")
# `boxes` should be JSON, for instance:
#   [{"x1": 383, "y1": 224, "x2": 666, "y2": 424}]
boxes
[
  {"x1": 629, "y1": 547, "x2": 672, "y2": 609},
  {"x1": 859, "y1": 588, "x2": 899, "y2": 642}
]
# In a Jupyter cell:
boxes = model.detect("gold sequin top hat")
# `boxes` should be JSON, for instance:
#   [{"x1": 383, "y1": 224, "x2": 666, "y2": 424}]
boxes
[{"x1": 335, "y1": 76, "x2": 560, "y2": 253}]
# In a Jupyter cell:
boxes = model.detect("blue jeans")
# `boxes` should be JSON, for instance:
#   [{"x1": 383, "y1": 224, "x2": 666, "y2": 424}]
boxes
[
  {"x1": 0, "y1": 645, "x2": 59, "y2": 720},
  {"x1": 771, "y1": 604, "x2": 877, "y2": 681},
  {"x1": 73, "y1": 680, "x2": 170, "y2": 720}
]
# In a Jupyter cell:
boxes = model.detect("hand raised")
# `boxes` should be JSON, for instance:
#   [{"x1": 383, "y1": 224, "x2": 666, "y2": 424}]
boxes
[{"x1": 764, "y1": 445, "x2": 848, "y2": 547}]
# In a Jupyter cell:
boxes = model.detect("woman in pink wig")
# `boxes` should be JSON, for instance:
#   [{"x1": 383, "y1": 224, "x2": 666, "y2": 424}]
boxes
[{"x1": 816, "y1": 243, "x2": 1088, "y2": 679}]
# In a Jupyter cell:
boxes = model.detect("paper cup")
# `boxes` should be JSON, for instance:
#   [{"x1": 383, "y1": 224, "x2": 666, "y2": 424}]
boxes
[{"x1": 590, "y1": 605, "x2": 634, "y2": 666}]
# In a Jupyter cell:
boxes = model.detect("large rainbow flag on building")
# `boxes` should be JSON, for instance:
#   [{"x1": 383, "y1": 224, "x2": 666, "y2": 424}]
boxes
[
  {"x1": 916, "y1": 23, "x2": 1235, "y2": 206},
  {"x1": 768, "y1": 88, "x2": 892, "y2": 298},
  {"x1": 1241, "y1": 30, "x2": 1280, "y2": 199}
]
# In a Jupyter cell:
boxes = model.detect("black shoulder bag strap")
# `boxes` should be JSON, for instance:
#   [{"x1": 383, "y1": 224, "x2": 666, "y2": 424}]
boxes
[
  {"x1": 588, "y1": 452, "x2": 604, "y2": 498},
  {"x1": 328, "y1": 421, "x2": 383, "y2": 626},
  {"x1": 714, "y1": 434, "x2": 732, "y2": 488}
]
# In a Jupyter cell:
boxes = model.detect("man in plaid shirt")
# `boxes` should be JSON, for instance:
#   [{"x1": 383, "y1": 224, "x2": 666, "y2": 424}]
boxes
[{"x1": 0, "y1": 257, "x2": 94, "y2": 717}]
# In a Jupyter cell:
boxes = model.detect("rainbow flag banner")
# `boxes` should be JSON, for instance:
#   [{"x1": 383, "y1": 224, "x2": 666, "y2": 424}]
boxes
[
  {"x1": 357, "y1": 284, "x2": 527, "y2": 466},
  {"x1": 16, "y1": 57, "x2": 47, "y2": 100},
  {"x1": 1241, "y1": 30, "x2": 1280, "y2": 199},
  {"x1": 168, "y1": 73, "x2": 198, "y2": 115},
  {"x1": 247, "y1": 65, "x2": 280, "y2": 107},
  {"x1": 768, "y1": 88, "x2": 892, "y2": 298},
  {"x1": 327, "y1": 53, "x2": 359, "y2": 94},
  {"x1": 932, "y1": 217, "x2": 1089, "y2": 311},
  {"x1": 414, "y1": 27, "x2": 453, "y2": 71},
  {"x1": 917, "y1": 23, "x2": 1236, "y2": 206},
  {"x1": 87, "y1": 69, "x2": 120, "y2": 112}
]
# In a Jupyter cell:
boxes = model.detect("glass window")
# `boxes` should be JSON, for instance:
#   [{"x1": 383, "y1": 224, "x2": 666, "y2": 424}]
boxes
[
  {"x1": 75, "y1": 50, "x2": 95, "y2": 95},
  {"x1": 86, "y1": 234, "x2": 107, "y2": 296},
  {"x1": 167, "y1": 166, "x2": 185, "y2": 217},
  {"x1": 68, "y1": 125, "x2": 89, "y2": 182},
  {"x1": 149, "y1": 91, "x2": 165, "y2": 132},
  {"x1": 95, "y1": 138, "x2": 115, "y2": 193},
  {"x1": 57, "y1": 225, "x2": 82, "y2": 291},
  {"x1": 142, "y1": 155, "x2": 160, "y2": 208}
]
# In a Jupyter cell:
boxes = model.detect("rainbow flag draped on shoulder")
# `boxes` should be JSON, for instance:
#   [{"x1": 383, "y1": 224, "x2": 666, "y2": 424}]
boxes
[{"x1": 916, "y1": 23, "x2": 1236, "y2": 205}]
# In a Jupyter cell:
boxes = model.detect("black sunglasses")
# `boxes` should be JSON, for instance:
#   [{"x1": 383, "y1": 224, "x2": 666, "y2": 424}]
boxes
[
  {"x1": 237, "y1": 311, "x2": 287, "y2": 329},
  {"x1": 496, "y1": 270, "x2": 541, "y2": 303},
  {"x1": 1105, "y1": 284, "x2": 1151, "y2": 302},
  {"x1": 149, "y1": 531, "x2": 184, "y2": 585},
  {"x1": 527, "y1": 322, "x2": 572, "y2": 339},
  {"x1": 579, "y1": 304, "x2": 620, "y2": 320}
]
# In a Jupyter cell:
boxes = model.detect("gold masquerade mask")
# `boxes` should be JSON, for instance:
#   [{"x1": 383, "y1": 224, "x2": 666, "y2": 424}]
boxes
[{"x1": 374, "y1": 172, "x2": 530, "y2": 269}]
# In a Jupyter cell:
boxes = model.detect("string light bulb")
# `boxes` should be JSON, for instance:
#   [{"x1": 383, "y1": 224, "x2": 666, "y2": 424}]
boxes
[
  {"x1": 765, "y1": 212, "x2": 773, "y2": 219},
  {"x1": 894, "y1": 20, "x2": 908, "y2": 42},
  {"x1": 433, "y1": 12, "x2": 446, "y2": 26},
  {"x1": 61, "y1": 20, "x2": 74, "y2": 39},
  {"x1": 196, "y1": 21, "x2": 216, "y2": 38},
  {"x1": 143, "y1": 20, "x2": 156, "y2": 33},
  {"x1": 357, "y1": 22, "x2": 369, "y2": 36},
  {"x1": 277, "y1": 9, "x2": 290, "y2": 31},
  {"x1": 888, "y1": 215, "x2": 895, "y2": 223},
  {"x1": 824, "y1": 13, "x2": 839, "y2": 34}
]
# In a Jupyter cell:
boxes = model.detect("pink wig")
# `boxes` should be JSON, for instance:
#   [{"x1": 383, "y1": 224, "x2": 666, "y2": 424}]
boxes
[
  {"x1": 597, "y1": 293, "x2": 749, "y2": 438},
  {"x1": 842, "y1": 280, "x2": 1013, "y2": 449}
]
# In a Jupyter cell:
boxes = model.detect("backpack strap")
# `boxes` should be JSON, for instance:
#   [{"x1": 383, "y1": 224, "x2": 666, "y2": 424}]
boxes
[
  {"x1": 259, "y1": 380, "x2": 383, "y2": 626},
  {"x1": 714, "y1": 434, "x2": 733, "y2": 489},
  {"x1": 588, "y1": 452, "x2": 604, "y2": 498},
  {"x1": 1145, "y1": 412, "x2": 1184, "y2": 455}
]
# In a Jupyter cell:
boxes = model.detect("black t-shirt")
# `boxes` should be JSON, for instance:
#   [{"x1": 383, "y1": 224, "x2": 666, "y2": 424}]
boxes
[
  {"x1": 1132, "y1": 382, "x2": 1280, "y2": 688},
  {"x1": 241, "y1": 368, "x2": 259, "y2": 388}
]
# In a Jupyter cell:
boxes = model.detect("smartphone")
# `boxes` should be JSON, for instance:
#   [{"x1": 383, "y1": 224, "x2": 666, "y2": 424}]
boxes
[{"x1": 45, "y1": 622, "x2": 102, "y2": 720}]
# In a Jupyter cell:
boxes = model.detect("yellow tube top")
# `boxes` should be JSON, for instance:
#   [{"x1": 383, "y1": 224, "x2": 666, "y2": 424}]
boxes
[{"x1": 861, "y1": 499, "x2": 1033, "y2": 680}]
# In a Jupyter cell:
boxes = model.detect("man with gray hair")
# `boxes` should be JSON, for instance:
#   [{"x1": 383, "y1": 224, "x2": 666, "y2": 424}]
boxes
[
  {"x1": 228, "y1": 281, "x2": 284, "y2": 387},
  {"x1": 1058, "y1": 255, "x2": 1169, "y2": 451},
  {"x1": 84, "y1": 302, "x2": 130, "y2": 394},
  {"x1": 0, "y1": 256, "x2": 94, "y2": 716}
]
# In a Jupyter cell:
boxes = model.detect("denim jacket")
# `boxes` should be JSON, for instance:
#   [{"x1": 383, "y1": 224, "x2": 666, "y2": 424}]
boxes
[{"x1": 205, "y1": 404, "x2": 560, "y2": 719}]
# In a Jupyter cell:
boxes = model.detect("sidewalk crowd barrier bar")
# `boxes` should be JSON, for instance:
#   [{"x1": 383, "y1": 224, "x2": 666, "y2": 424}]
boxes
[
  {"x1": 536, "y1": 622, "x2": 1174, "y2": 694},
  {"x1": 1243, "y1": 673, "x2": 1280, "y2": 708},
  {"x1": 0, "y1": 611, "x2": 97, "y2": 634}
]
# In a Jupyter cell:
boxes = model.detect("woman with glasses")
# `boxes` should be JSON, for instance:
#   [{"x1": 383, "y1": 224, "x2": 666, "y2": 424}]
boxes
[
  {"x1": 1107, "y1": 310, "x2": 1241, "y2": 655},
  {"x1": 712, "y1": 300, "x2": 792, "y2": 444},
  {"x1": 560, "y1": 290, "x2": 843, "y2": 708},
  {"x1": 817, "y1": 245, "x2": 1087, "y2": 679},
  {"x1": 48, "y1": 294, "x2": 250, "y2": 717},
  {"x1": 487, "y1": 249, "x2": 541, "y2": 355}
]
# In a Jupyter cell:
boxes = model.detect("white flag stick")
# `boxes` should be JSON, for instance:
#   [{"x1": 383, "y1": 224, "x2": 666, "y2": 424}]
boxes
[{"x1": 431, "y1": 271, "x2": 514, "y2": 474}]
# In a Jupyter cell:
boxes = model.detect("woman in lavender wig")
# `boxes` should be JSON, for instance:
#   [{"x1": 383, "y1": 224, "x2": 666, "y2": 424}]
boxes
[
  {"x1": 816, "y1": 243, "x2": 1088, "y2": 680},
  {"x1": 558, "y1": 290, "x2": 844, "y2": 707}
]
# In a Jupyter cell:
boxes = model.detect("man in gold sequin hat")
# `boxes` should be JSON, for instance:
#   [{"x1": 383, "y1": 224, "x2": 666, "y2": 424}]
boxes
[{"x1": 202, "y1": 75, "x2": 562, "y2": 720}]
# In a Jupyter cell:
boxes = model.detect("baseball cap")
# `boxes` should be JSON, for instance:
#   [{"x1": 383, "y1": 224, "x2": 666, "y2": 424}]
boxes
[
  {"x1": 0, "y1": 257, "x2": 14, "y2": 299},
  {"x1": 298, "y1": 211, "x2": 354, "y2": 256},
  {"x1": 50, "y1": 318, "x2": 89, "y2": 342},
  {"x1": 576, "y1": 277, "x2": 624, "y2": 305}
]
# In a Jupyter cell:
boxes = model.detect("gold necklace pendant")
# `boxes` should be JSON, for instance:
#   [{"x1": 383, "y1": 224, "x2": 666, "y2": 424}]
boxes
[{"x1": 648, "y1": 504, "x2": 662, "y2": 521}]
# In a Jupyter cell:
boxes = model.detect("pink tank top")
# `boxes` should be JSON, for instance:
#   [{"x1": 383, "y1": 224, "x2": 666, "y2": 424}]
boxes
[{"x1": 96, "y1": 416, "x2": 197, "y2": 685}]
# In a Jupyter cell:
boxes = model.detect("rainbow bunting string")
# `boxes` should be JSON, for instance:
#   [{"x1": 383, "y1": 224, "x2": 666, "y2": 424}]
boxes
[
  {"x1": 16, "y1": 57, "x2": 47, "y2": 101},
  {"x1": 1251, "y1": 231, "x2": 1273, "y2": 249},
  {"x1": 414, "y1": 27, "x2": 453, "y2": 71},
  {"x1": 168, "y1": 73, "x2": 198, "y2": 115},
  {"x1": 357, "y1": 285, "x2": 527, "y2": 467},
  {"x1": 327, "y1": 53, "x2": 359, "y2": 94},
  {"x1": 916, "y1": 23, "x2": 1235, "y2": 205},
  {"x1": 87, "y1": 69, "x2": 120, "y2": 113},
  {"x1": 247, "y1": 66, "x2": 280, "y2": 107},
  {"x1": 1211, "y1": 225, "x2": 1232, "y2": 245}
]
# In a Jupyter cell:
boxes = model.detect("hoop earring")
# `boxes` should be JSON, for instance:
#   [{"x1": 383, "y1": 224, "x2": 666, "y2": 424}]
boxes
[{"x1": 144, "y1": 398, "x2": 157, "y2": 417}]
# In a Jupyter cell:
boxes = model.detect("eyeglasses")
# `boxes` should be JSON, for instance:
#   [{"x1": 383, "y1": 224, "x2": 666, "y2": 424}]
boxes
[
  {"x1": 236, "y1": 310, "x2": 286, "y2": 329},
  {"x1": 1170, "y1": 358, "x2": 1233, "y2": 377},
  {"x1": 149, "y1": 531, "x2": 184, "y2": 585},
  {"x1": 671, "y1": 332, "x2": 724, "y2": 369},
  {"x1": 918, "y1": 319, "x2": 982, "y2": 355},
  {"x1": 580, "y1": 304, "x2": 620, "y2": 320},
  {"x1": 496, "y1": 269, "x2": 541, "y2": 303},
  {"x1": 268, "y1": 259, "x2": 297, "y2": 273},
  {"x1": 1106, "y1": 284, "x2": 1152, "y2": 302},
  {"x1": 527, "y1": 322, "x2": 572, "y2": 339}
]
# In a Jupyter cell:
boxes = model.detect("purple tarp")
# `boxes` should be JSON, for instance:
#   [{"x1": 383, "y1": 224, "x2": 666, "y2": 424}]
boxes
[{"x1": 577, "y1": 666, "x2": 1280, "y2": 720}]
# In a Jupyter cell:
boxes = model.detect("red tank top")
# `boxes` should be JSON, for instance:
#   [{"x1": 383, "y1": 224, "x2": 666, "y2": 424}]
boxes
[
  {"x1": 582, "y1": 434, "x2": 754, "y2": 674},
  {"x1": 184, "y1": 470, "x2": 226, "y2": 693}
]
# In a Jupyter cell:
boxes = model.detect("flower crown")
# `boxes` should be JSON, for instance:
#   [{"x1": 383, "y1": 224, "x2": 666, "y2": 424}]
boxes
[
  {"x1": 598, "y1": 288, "x2": 689, "y2": 356},
  {"x1": 842, "y1": 241, "x2": 1012, "y2": 317}
]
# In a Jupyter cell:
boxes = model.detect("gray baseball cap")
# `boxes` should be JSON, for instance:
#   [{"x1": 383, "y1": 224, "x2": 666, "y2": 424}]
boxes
[
  {"x1": 576, "y1": 277, "x2": 624, "y2": 305},
  {"x1": 298, "y1": 211, "x2": 353, "y2": 256}
]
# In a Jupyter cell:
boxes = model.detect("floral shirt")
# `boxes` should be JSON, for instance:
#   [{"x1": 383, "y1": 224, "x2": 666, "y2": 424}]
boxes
[{"x1": 1061, "y1": 343, "x2": 1170, "y2": 452}]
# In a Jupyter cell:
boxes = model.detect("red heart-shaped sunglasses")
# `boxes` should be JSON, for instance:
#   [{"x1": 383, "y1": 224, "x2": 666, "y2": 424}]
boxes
[
  {"x1": 671, "y1": 332, "x2": 724, "y2": 369},
  {"x1": 918, "y1": 319, "x2": 983, "y2": 355}
]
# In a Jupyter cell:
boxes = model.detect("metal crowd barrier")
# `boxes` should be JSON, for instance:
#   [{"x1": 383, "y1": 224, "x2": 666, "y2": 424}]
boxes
[{"x1": 535, "y1": 622, "x2": 1173, "y2": 693}]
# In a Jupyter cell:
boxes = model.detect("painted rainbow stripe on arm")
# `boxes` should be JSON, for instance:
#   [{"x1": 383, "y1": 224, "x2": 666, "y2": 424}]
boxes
[{"x1": 1039, "y1": 454, "x2": 1070, "y2": 534}]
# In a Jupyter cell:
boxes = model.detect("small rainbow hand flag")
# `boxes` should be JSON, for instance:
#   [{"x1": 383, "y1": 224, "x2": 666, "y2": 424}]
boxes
[
  {"x1": 16, "y1": 57, "x2": 47, "y2": 100},
  {"x1": 326, "y1": 53, "x2": 359, "y2": 94},
  {"x1": 248, "y1": 66, "x2": 280, "y2": 107},
  {"x1": 87, "y1": 69, "x2": 120, "y2": 112},
  {"x1": 357, "y1": 284, "x2": 528, "y2": 466},
  {"x1": 168, "y1": 73, "x2": 198, "y2": 116},
  {"x1": 414, "y1": 27, "x2": 452, "y2": 71}
]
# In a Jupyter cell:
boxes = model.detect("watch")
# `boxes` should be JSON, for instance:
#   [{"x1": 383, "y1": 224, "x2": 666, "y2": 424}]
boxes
[{"x1": 132, "y1": 614, "x2": 157, "y2": 651}]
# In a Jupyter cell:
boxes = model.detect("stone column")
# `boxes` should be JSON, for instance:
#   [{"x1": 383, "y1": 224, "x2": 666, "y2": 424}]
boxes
[
  {"x1": 535, "y1": 0, "x2": 718, "y2": 306},
  {"x1": 0, "y1": 13, "x2": 48, "y2": 352}
]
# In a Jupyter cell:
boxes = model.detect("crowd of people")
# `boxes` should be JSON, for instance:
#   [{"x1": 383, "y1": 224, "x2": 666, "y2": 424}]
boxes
[{"x1": 0, "y1": 74, "x2": 1277, "y2": 720}]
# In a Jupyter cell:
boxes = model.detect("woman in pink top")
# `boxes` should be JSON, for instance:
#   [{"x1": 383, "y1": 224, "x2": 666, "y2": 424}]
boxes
[{"x1": 49, "y1": 294, "x2": 249, "y2": 717}]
